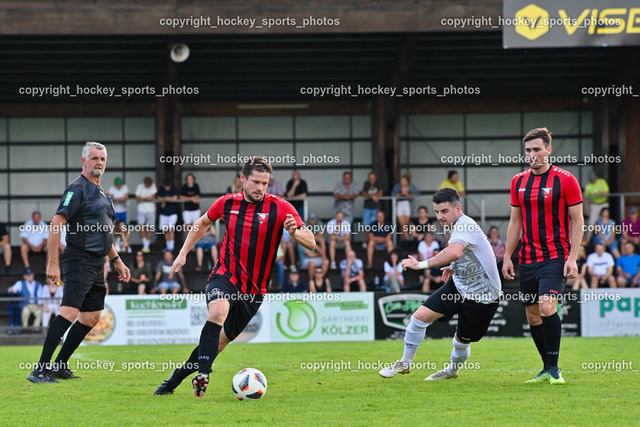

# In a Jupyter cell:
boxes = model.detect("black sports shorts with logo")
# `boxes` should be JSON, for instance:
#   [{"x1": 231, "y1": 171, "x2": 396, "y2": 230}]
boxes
[
  {"x1": 61, "y1": 245, "x2": 107, "y2": 312},
  {"x1": 518, "y1": 259, "x2": 566, "y2": 306},
  {"x1": 205, "y1": 275, "x2": 262, "y2": 341}
]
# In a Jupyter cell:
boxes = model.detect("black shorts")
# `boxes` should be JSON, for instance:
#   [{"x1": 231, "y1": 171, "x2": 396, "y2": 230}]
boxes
[
  {"x1": 519, "y1": 259, "x2": 566, "y2": 306},
  {"x1": 205, "y1": 275, "x2": 262, "y2": 341},
  {"x1": 423, "y1": 278, "x2": 498, "y2": 343},
  {"x1": 60, "y1": 246, "x2": 107, "y2": 312}
]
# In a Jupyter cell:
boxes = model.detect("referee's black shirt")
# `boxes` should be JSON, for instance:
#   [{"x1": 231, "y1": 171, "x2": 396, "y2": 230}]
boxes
[{"x1": 55, "y1": 174, "x2": 116, "y2": 257}]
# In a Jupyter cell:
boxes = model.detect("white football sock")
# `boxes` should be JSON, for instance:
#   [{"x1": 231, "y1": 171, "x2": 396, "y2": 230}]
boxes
[
  {"x1": 446, "y1": 337, "x2": 470, "y2": 375},
  {"x1": 142, "y1": 238, "x2": 150, "y2": 249},
  {"x1": 401, "y1": 315, "x2": 430, "y2": 363}
]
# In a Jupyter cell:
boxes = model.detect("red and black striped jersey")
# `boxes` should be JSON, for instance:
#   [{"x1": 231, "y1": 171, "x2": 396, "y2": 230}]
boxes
[
  {"x1": 510, "y1": 166, "x2": 583, "y2": 265},
  {"x1": 207, "y1": 192, "x2": 304, "y2": 294}
]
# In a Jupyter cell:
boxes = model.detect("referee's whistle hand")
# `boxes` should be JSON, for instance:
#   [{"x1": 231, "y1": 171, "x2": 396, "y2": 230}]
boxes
[
  {"x1": 502, "y1": 259, "x2": 515, "y2": 280},
  {"x1": 46, "y1": 265, "x2": 61, "y2": 285}
]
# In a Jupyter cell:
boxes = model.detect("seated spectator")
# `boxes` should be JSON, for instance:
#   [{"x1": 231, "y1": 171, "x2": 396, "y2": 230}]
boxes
[
  {"x1": 420, "y1": 249, "x2": 445, "y2": 292},
  {"x1": 130, "y1": 251, "x2": 153, "y2": 294},
  {"x1": 621, "y1": 206, "x2": 640, "y2": 246},
  {"x1": 410, "y1": 206, "x2": 434, "y2": 247},
  {"x1": 274, "y1": 242, "x2": 285, "y2": 290},
  {"x1": 568, "y1": 246, "x2": 589, "y2": 290},
  {"x1": 108, "y1": 177, "x2": 129, "y2": 224},
  {"x1": 180, "y1": 173, "x2": 201, "y2": 232},
  {"x1": 157, "y1": 177, "x2": 179, "y2": 253},
  {"x1": 153, "y1": 251, "x2": 188, "y2": 294},
  {"x1": 135, "y1": 176, "x2": 157, "y2": 253},
  {"x1": 438, "y1": 170, "x2": 466, "y2": 196},
  {"x1": 327, "y1": 211, "x2": 352, "y2": 270},
  {"x1": 281, "y1": 229, "x2": 297, "y2": 269},
  {"x1": 417, "y1": 232, "x2": 440, "y2": 264},
  {"x1": 281, "y1": 268, "x2": 307, "y2": 293},
  {"x1": 487, "y1": 226, "x2": 506, "y2": 272},
  {"x1": 593, "y1": 207, "x2": 620, "y2": 258},
  {"x1": 310, "y1": 266, "x2": 332, "y2": 293},
  {"x1": 340, "y1": 250, "x2": 366, "y2": 292},
  {"x1": 226, "y1": 175, "x2": 242, "y2": 194},
  {"x1": 361, "y1": 172, "x2": 383, "y2": 244},
  {"x1": 40, "y1": 278, "x2": 63, "y2": 331},
  {"x1": 586, "y1": 243, "x2": 616, "y2": 288},
  {"x1": 114, "y1": 219, "x2": 131, "y2": 253},
  {"x1": 267, "y1": 173, "x2": 284, "y2": 197},
  {"x1": 297, "y1": 238, "x2": 329, "y2": 285},
  {"x1": 20, "y1": 211, "x2": 48, "y2": 269},
  {"x1": 194, "y1": 226, "x2": 218, "y2": 272},
  {"x1": 383, "y1": 250, "x2": 403, "y2": 293},
  {"x1": 332, "y1": 171, "x2": 359, "y2": 223},
  {"x1": 306, "y1": 212, "x2": 327, "y2": 259},
  {"x1": 391, "y1": 174, "x2": 420, "y2": 241},
  {"x1": 1, "y1": 218, "x2": 11, "y2": 273},
  {"x1": 8, "y1": 268, "x2": 42, "y2": 328},
  {"x1": 366, "y1": 210, "x2": 394, "y2": 268},
  {"x1": 285, "y1": 171, "x2": 308, "y2": 219},
  {"x1": 616, "y1": 241, "x2": 640, "y2": 288}
]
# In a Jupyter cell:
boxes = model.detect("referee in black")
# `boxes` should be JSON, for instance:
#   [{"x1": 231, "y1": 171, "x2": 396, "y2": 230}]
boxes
[{"x1": 27, "y1": 141, "x2": 130, "y2": 383}]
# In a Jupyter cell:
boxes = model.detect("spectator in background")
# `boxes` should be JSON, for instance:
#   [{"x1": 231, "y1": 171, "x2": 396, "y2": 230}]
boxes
[
  {"x1": 108, "y1": 177, "x2": 129, "y2": 224},
  {"x1": 286, "y1": 171, "x2": 308, "y2": 219},
  {"x1": 417, "y1": 232, "x2": 440, "y2": 264},
  {"x1": 621, "y1": 207, "x2": 640, "y2": 246},
  {"x1": 135, "y1": 176, "x2": 157, "y2": 253},
  {"x1": 113, "y1": 219, "x2": 131, "y2": 253},
  {"x1": 180, "y1": 173, "x2": 201, "y2": 232},
  {"x1": 281, "y1": 229, "x2": 297, "y2": 270},
  {"x1": 226, "y1": 175, "x2": 242, "y2": 194},
  {"x1": 129, "y1": 250, "x2": 153, "y2": 294},
  {"x1": 281, "y1": 267, "x2": 307, "y2": 293},
  {"x1": 488, "y1": 226, "x2": 506, "y2": 272},
  {"x1": 421, "y1": 249, "x2": 444, "y2": 292},
  {"x1": 584, "y1": 171, "x2": 609, "y2": 242},
  {"x1": 615, "y1": 241, "x2": 640, "y2": 288},
  {"x1": 333, "y1": 171, "x2": 359, "y2": 223},
  {"x1": 383, "y1": 250, "x2": 403, "y2": 293},
  {"x1": 267, "y1": 173, "x2": 284, "y2": 197},
  {"x1": 410, "y1": 206, "x2": 434, "y2": 248},
  {"x1": 340, "y1": 250, "x2": 366, "y2": 292},
  {"x1": 586, "y1": 242, "x2": 616, "y2": 288},
  {"x1": 8, "y1": 268, "x2": 42, "y2": 328},
  {"x1": 153, "y1": 251, "x2": 188, "y2": 294},
  {"x1": 391, "y1": 174, "x2": 420, "y2": 241},
  {"x1": 309, "y1": 266, "x2": 332, "y2": 293},
  {"x1": 157, "y1": 177, "x2": 179, "y2": 253},
  {"x1": 20, "y1": 211, "x2": 48, "y2": 269},
  {"x1": 593, "y1": 207, "x2": 620, "y2": 259},
  {"x1": 438, "y1": 170, "x2": 466, "y2": 196},
  {"x1": 327, "y1": 211, "x2": 352, "y2": 270},
  {"x1": 274, "y1": 242, "x2": 285, "y2": 290},
  {"x1": 361, "y1": 172, "x2": 383, "y2": 244},
  {"x1": 194, "y1": 226, "x2": 218, "y2": 272},
  {"x1": 40, "y1": 278, "x2": 63, "y2": 331},
  {"x1": 297, "y1": 235, "x2": 329, "y2": 284},
  {"x1": 366, "y1": 210, "x2": 394, "y2": 268},
  {"x1": 306, "y1": 212, "x2": 326, "y2": 260},
  {"x1": 568, "y1": 246, "x2": 589, "y2": 290},
  {"x1": 1, "y1": 218, "x2": 11, "y2": 273}
]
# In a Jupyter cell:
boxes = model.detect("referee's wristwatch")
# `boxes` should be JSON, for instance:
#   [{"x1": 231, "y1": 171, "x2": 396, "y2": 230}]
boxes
[{"x1": 111, "y1": 255, "x2": 120, "y2": 263}]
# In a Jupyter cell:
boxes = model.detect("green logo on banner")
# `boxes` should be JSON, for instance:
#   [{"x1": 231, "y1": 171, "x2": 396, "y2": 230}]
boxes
[
  {"x1": 126, "y1": 299, "x2": 187, "y2": 310},
  {"x1": 63, "y1": 191, "x2": 74, "y2": 206},
  {"x1": 276, "y1": 300, "x2": 317, "y2": 340}
]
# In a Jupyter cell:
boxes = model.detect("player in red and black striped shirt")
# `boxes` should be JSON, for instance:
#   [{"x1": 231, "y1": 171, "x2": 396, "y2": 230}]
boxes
[
  {"x1": 154, "y1": 156, "x2": 315, "y2": 398},
  {"x1": 503, "y1": 128, "x2": 584, "y2": 385}
]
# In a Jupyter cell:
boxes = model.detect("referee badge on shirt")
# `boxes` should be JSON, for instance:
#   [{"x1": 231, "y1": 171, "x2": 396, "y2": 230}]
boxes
[{"x1": 63, "y1": 191, "x2": 74, "y2": 206}]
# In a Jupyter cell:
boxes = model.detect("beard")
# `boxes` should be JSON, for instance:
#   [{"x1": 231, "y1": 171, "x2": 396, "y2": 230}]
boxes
[{"x1": 244, "y1": 189, "x2": 264, "y2": 203}]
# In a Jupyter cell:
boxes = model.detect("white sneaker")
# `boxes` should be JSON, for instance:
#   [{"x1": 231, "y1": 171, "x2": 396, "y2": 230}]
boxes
[
  {"x1": 330, "y1": 262, "x2": 337, "y2": 270},
  {"x1": 425, "y1": 368, "x2": 459, "y2": 381},
  {"x1": 379, "y1": 361, "x2": 411, "y2": 378}
]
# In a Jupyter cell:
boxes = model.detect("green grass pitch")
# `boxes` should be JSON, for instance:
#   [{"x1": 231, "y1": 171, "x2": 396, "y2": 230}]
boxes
[{"x1": 1, "y1": 337, "x2": 638, "y2": 425}]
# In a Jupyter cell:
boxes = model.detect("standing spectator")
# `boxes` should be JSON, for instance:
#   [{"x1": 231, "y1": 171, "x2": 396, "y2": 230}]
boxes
[
  {"x1": 20, "y1": 211, "x2": 48, "y2": 269},
  {"x1": 40, "y1": 278, "x2": 63, "y2": 331},
  {"x1": 8, "y1": 268, "x2": 42, "y2": 328},
  {"x1": 421, "y1": 249, "x2": 445, "y2": 292},
  {"x1": 593, "y1": 207, "x2": 620, "y2": 258},
  {"x1": 154, "y1": 251, "x2": 188, "y2": 294},
  {"x1": 340, "y1": 250, "x2": 366, "y2": 292},
  {"x1": 297, "y1": 235, "x2": 329, "y2": 284},
  {"x1": 267, "y1": 173, "x2": 284, "y2": 197},
  {"x1": 306, "y1": 212, "x2": 326, "y2": 260},
  {"x1": 327, "y1": 211, "x2": 352, "y2": 270},
  {"x1": 157, "y1": 177, "x2": 179, "y2": 253},
  {"x1": 285, "y1": 171, "x2": 308, "y2": 219},
  {"x1": 130, "y1": 250, "x2": 153, "y2": 294},
  {"x1": 135, "y1": 176, "x2": 157, "y2": 253},
  {"x1": 383, "y1": 250, "x2": 404, "y2": 293},
  {"x1": 584, "y1": 171, "x2": 609, "y2": 241},
  {"x1": 366, "y1": 210, "x2": 394, "y2": 268},
  {"x1": 194, "y1": 226, "x2": 218, "y2": 272},
  {"x1": 113, "y1": 219, "x2": 131, "y2": 253},
  {"x1": 417, "y1": 232, "x2": 440, "y2": 264},
  {"x1": 586, "y1": 243, "x2": 616, "y2": 288},
  {"x1": 438, "y1": 170, "x2": 466, "y2": 196},
  {"x1": 568, "y1": 246, "x2": 589, "y2": 290},
  {"x1": 180, "y1": 173, "x2": 201, "y2": 232},
  {"x1": 281, "y1": 267, "x2": 307, "y2": 293},
  {"x1": 488, "y1": 226, "x2": 506, "y2": 272},
  {"x1": 0, "y1": 217, "x2": 11, "y2": 273},
  {"x1": 226, "y1": 175, "x2": 242, "y2": 194},
  {"x1": 361, "y1": 172, "x2": 383, "y2": 241},
  {"x1": 391, "y1": 174, "x2": 421, "y2": 241},
  {"x1": 108, "y1": 177, "x2": 129, "y2": 224},
  {"x1": 410, "y1": 206, "x2": 434, "y2": 247},
  {"x1": 621, "y1": 207, "x2": 640, "y2": 246},
  {"x1": 332, "y1": 171, "x2": 359, "y2": 223},
  {"x1": 615, "y1": 242, "x2": 640, "y2": 288},
  {"x1": 310, "y1": 266, "x2": 332, "y2": 293}
]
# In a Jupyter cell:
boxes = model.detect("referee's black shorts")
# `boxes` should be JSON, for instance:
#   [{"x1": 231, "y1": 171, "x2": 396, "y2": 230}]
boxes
[
  {"x1": 205, "y1": 275, "x2": 262, "y2": 341},
  {"x1": 61, "y1": 245, "x2": 107, "y2": 312},
  {"x1": 423, "y1": 278, "x2": 498, "y2": 343}
]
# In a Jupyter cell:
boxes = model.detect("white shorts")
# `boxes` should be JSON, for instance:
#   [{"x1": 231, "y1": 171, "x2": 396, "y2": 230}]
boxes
[
  {"x1": 397, "y1": 200, "x2": 412, "y2": 217},
  {"x1": 159, "y1": 214, "x2": 178, "y2": 231},
  {"x1": 137, "y1": 209, "x2": 156, "y2": 227},
  {"x1": 301, "y1": 257, "x2": 323, "y2": 269},
  {"x1": 183, "y1": 209, "x2": 201, "y2": 225}
]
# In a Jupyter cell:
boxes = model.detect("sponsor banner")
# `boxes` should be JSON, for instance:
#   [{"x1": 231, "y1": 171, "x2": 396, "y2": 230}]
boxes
[
  {"x1": 581, "y1": 288, "x2": 640, "y2": 337},
  {"x1": 503, "y1": 0, "x2": 640, "y2": 48},
  {"x1": 270, "y1": 293, "x2": 375, "y2": 342}
]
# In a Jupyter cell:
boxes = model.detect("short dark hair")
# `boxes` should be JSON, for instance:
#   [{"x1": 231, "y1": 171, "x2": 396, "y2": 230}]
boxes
[
  {"x1": 418, "y1": 205, "x2": 428, "y2": 212},
  {"x1": 447, "y1": 170, "x2": 458, "y2": 180},
  {"x1": 242, "y1": 156, "x2": 273, "y2": 178},
  {"x1": 523, "y1": 127, "x2": 552, "y2": 147},
  {"x1": 432, "y1": 187, "x2": 460, "y2": 205},
  {"x1": 162, "y1": 176, "x2": 173, "y2": 187}
]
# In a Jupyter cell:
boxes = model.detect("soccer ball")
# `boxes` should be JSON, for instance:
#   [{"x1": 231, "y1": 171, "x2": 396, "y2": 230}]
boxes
[{"x1": 231, "y1": 368, "x2": 267, "y2": 400}]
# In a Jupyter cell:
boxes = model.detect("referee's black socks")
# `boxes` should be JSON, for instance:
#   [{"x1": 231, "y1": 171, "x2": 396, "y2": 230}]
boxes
[
  {"x1": 54, "y1": 321, "x2": 94, "y2": 369},
  {"x1": 541, "y1": 313, "x2": 562, "y2": 369},
  {"x1": 198, "y1": 321, "x2": 222, "y2": 374},
  {"x1": 38, "y1": 315, "x2": 72, "y2": 370}
]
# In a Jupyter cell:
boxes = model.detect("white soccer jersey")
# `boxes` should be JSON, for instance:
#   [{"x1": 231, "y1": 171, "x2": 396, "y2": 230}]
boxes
[{"x1": 448, "y1": 214, "x2": 502, "y2": 303}]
